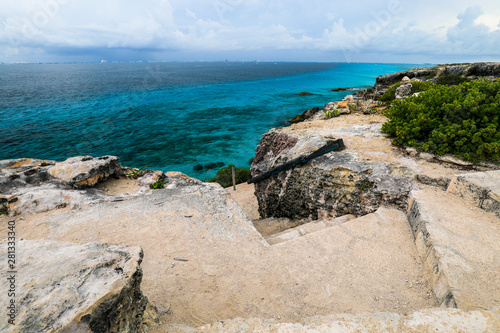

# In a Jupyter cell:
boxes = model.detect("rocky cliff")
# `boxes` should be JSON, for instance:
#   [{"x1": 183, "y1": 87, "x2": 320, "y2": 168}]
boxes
[{"x1": 374, "y1": 62, "x2": 500, "y2": 92}]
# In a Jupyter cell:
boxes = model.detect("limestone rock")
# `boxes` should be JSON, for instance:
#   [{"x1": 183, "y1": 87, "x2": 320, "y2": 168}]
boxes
[
  {"x1": 289, "y1": 107, "x2": 321, "y2": 124},
  {"x1": 138, "y1": 170, "x2": 167, "y2": 186},
  {"x1": 0, "y1": 157, "x2": 131, "y2": 216},
  {"x1": 395, "y1": 83, "x2": 412, "y2": 99},
  {"x1": 323, "y1": 101, "x2": 336, "y2": 112},
  {"x1": 0, "y1": 158, "x2": 60, "y2": 196},
  {"x1": 0, "y1": 239, "x2": 153, "y2": 332},
  {"x1": 337, "y1": 100, "x2": 349, "y2": 108},
  {"x1": 6, "y1": 187, "x2": 115, "y2": 216},
  {"x1": 198, "y1": 308, "x2": 500, "y2": 332},
  {"x1": 251, "y1": 129, "x2": 416, "y2": 220},
  {"x1": 165, "y1": 171, "x2": 202, "y2": 186},
  {"x1": 447, "y1": 170, "x2": 500, "y2": 217},
  {"x1": 323, "y1": 101, "x2": 349, "y2": 115},
  {"x1": 375, "y1": 62, "x2": 500, "y2": 92},
  {"x1": 437, "y1": 154, "x2": 473, "y2": 166},
  {"x1": 49, "y1": 155, "x2": 121, "y2": 187},
  {"x1": 407, "y1": 189, "x2": 500, "y2": 309},
  {"x1": 401, "y1": 76, "x2": 411, "y2": 83}
]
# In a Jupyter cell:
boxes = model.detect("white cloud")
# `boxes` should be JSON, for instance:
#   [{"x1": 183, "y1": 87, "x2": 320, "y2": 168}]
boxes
[{"x1": 1, "y1": 0, "x2": 499, "y2": 62}]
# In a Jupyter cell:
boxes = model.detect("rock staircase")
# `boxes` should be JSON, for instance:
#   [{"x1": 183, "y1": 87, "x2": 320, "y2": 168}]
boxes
[
  {"x1": 407, "y1": 170, "x2": 500, "y2": 310},
  {"x1": 264, "y1": 214, "x2": 355, "y2": 245}
]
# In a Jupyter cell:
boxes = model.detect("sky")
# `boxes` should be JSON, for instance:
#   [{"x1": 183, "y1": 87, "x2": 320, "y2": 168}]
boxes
[{"x1": 0, "y1": 0, "x2": 499, "y2": 64}]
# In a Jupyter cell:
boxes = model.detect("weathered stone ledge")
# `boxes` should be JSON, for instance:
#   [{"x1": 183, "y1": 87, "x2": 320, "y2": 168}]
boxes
[
  {"x1": 198, "y1": 307, "x2": 500, "y2": 332},
  {"x1": 407, "y1": 185, "x2": 500, "y2": 309},
  {"x1": 0, "y1": 239, "x2": 155, "y2": 332}
]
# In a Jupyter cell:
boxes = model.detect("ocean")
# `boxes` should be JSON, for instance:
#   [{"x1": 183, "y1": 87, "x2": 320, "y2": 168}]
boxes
[{"x1": 0, "y1": 62, "x2": 419, "y2": 179}]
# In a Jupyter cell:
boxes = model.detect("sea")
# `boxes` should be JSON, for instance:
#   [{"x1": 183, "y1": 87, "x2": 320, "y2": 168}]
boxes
[{"x1": 0, "y1": 62, "x2": 420, "y2": 180}]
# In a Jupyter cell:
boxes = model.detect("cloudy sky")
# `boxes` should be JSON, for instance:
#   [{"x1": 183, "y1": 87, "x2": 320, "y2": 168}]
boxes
[{"x1": 1, "y1": 0, "x2": 499, "y2": 63}]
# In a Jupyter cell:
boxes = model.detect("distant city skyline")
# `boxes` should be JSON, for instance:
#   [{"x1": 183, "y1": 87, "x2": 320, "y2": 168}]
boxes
[{"x1": 1, "y1": 0, "x2": 499, "y2": 64}]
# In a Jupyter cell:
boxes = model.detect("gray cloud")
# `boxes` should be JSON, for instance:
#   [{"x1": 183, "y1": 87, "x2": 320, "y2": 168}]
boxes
[{"x1": 0, "y1": 0, "x2": 499, "y2": 63}]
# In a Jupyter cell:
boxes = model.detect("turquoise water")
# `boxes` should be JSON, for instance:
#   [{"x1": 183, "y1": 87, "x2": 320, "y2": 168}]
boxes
[{"x1": 0, "y1": 62, "x2": 419, "y2": 179}]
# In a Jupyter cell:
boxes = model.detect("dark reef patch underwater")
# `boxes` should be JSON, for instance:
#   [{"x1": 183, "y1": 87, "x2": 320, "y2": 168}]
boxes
[{"x1": 0, "y1": 62, "x2": 418, "y2": 179}]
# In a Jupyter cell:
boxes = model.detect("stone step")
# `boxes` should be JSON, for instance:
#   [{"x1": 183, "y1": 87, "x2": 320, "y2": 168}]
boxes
[
  {"x1": 265, "y1": 214, "x2": 356, "y2": 245},
  {"x1": 447, "y1": 170, "x2": 500, "y2": 218},
  {"x1": 197, "y1": 307, "x2": 500, "y2": 332},
  {"x1": 252, "y1": 216, "x2": 303, "y2": 237},
  {"x1": 407, "y1": 188, "x2": 500, "y2": 309}
]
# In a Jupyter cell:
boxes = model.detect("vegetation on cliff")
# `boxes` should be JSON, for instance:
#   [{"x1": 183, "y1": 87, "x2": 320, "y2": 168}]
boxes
[
  {"x1": 209, "y1": 165, "x2": 251, "y2": 187},
  {"x1": 382, "y1": 79, "x2": 500, "y2": 162}
]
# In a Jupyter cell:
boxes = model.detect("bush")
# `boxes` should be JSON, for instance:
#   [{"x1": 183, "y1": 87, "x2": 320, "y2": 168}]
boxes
[
  {"x1": 378, "y1": 81, "x2": 435, "y2": 103},
  {"x1": 208, "y1": 165, "x2": 252, "y2": 187},
  {"x1": 436, "y1": 74, "x2": 469, "y2": 86},
  {"x1": 382, "y1": 79, "x2": 500, "y2": 162},
  {"x1": 378, "y1": 82, "x2": 401, "y2": 102},
  {"x1": 149, "y1": 180, "x2": 166, "y2": 189}
]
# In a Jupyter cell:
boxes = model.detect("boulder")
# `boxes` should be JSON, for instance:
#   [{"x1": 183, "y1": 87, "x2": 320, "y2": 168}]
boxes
[
  {"x1": 0, "y1": 239, "x2": 154, "y2": 332},
  {"x1": 138, "y1": 170, "x2": 167, "y2": 186},
  {"x1": 401, "y1": 76, "x2": 411, "y2": 83},
  {"x1": 395, "y1": 83, "x2": 412, "y2": 99},
  {"x1": 337, "y1": 101, "x2": 349, "y2": 109},
  {"x1": 290, "y1": 107, "x2": 321, "y2": 124},
  {"x1": 323, "y1": 101, "x2": 349, "y2": 115},
  {"x1": 251, "y1": 128, "x2": 416, "y2": 220},
  {"x1": 0, "y1": 158, "x2": 60, "y2": 196},
  {"x1": 49, "y1": 155, "x2": 121, "y2": 187},
  {"x1": 323, "y1": 102, "x2": 336, "y2": 112}
]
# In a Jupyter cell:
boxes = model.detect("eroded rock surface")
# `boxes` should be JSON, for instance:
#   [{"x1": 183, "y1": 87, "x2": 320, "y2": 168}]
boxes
[
  {"x1": 198, "y1": 307, "x2": 500, "y2": 332},
  {"x1": 0, "y1": 157, "x2": 130, "y2": 216},
  {"x1": 375, "y1": 62, "x2": 500, "y2": 89},
  {"x1": 0, "y1": 157, "x2": 196, "y2": 216},
  {"x1": 251, "y1": 126, "x2": 416, "y2": 220},
  {"x1": 447, "y1": 170, "x2": 500, "y2": 217},
  {"x1": 0, "y1": 239, "x2": 152, "y2": 332},
  {"x1": 49, "y1": 155, "x2": 121, "y2": 187}
]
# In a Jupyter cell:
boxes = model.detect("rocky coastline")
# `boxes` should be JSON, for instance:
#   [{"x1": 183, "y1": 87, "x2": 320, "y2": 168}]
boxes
[{"x1": 1, "y1": 62, "x2": 499, "y2": 332}]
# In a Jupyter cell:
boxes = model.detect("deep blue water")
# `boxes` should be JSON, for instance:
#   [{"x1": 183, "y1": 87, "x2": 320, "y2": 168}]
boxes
[{"x1": 0, "y1": 62, "x2": 419, "y2": 179}]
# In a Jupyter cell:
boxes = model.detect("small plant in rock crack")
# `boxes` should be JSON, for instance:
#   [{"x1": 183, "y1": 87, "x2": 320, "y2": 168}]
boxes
[
  {"x1": 149, "y1": 180, "x2": 166, "y2": 189},
  {"x1": 126, "y1": 165, "x2": 148, "y2": 179},
  {"x1": 358, "y1": 180, "x2": 373, "y2": 191}
]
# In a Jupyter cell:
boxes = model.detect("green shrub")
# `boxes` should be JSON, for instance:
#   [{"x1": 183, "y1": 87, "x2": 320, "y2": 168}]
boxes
[
  {"x1": 410, "y1": 81, "x2": 435, "y2": 94},
  {"x1": 378, "y1": 82, "x2": 401, "y2": 102},
  {"x1": 425, "y1": 72, "x2": 437, "y2": 80},
  {"x1": 382, "y1": 79, "x2": 500, "y2": 162},
  {"x1": 149, "y1": 180, "x2": 166, "y2": 189},
  {"x1": 208, "y1": 165, "x2": 252, "y2": 187},
  {"x1": 378, "y1": 81, "x2": 435, "y2": 104},
  {"x1": 436, "y1": 74, "x2": 469, "y2": 86}
]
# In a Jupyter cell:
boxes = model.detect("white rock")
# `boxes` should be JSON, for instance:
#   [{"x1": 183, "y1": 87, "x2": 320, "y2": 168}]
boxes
[
  {"x1": 49, "y1": 155, "x2": 121, "y2": 187},
  {"x1": 0, "y1": 239, "x2": 152, "y2": 332}
]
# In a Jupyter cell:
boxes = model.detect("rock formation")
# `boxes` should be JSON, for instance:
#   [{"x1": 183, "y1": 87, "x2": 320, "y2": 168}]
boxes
[
  {"x1": 289, "y1": 107, "x2": 320, "y2": 124},
  {"x1": 0, "y1": 156, "x2": 197, "y2": 216},
  {"x1": 0, "y1": 239, "x2": 153, "y2": 332},
  {"x1": 374, "y1": 62, "x2": 500, "y2": 93},
  {"x1": 49, "y1": 155, "x2": 121, "y2": 187},
  {"x1": 251, "y1": 124, "x2": 415, "y2": 220}
]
